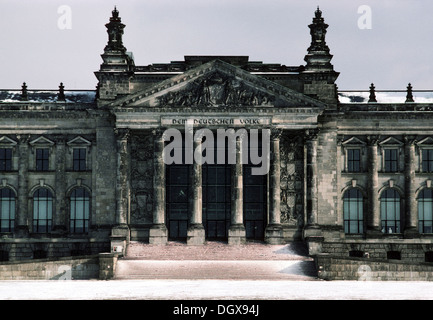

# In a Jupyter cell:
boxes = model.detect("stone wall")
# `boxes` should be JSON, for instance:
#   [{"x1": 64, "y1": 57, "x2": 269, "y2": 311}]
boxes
[
  {"x1": 315, "y1": 253, "x2": 433, "y2": 281},
  {"x1": 322, "y1": 239, "x2": 433, "y2": 262},
  {"x1": 0, "y1": 255, "x2": 100, "y2": 280},
  {"x1": 0, "y1": 239, "x2": 110, "y2": 261}
]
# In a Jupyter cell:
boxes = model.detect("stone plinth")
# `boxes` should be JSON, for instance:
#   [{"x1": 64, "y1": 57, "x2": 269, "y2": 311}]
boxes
[
  {"x1": 187, "y1": 224, "x2": 206, "y2": 246},
  {"x1": 99, "y1": 253, "x2": 119, "y2": 280},
  {"x1": 228, "y1": 224, "x2": 246, "y2": 245},
  {"x1": 149, "y1": 224, "x2": 168, "y2": 245},
  {"x1": 265, "y1": 224, "x2": 284, "y2": 245}
]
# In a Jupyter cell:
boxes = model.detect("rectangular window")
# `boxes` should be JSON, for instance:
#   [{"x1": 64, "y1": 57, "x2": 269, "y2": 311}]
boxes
[
  {"x1": 347, "y1": 149, "x2": 361, "y2": 172},
  {"x1": 384, "y1": 149, "x2": 398, "y2": 173},
  {"x1": 0, "y1": 148, "x2": 12, "y2": 171},
  {"x1": 36, "y1": 148, "x2": 49, "y2": 171},
  {"x1": 422, "y1": 149, "x2": 433, "y2": 173},
  {"x1": 73, "y1": 148, "x2": 87, "y2": 171}
]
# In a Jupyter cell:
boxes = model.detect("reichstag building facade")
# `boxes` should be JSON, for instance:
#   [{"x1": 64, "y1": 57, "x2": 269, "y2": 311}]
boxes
[{"x1": 1, "y1": 7, "x2": 433, "y2": 262}]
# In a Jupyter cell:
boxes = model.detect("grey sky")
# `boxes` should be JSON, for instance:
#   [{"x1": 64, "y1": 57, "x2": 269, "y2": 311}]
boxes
[{"x1": 1, "y1": 0, "x2": 432, "y2": 91}]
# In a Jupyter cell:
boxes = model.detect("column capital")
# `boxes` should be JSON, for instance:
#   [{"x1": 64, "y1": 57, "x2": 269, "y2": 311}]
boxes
[
  {"x1": 114, "y1": 128, "x2": 130, "y2": 141},
  {"x1": 16, "y1": 134, "x2": 31, "y2": 144},
  {"x1": 367, "y1": 135, "x2": 380, "y2": 146},
  {"x1": 270, "y1": 128, "x2": 283, "y2": 140},
  {"x1": 305, "y1": 128, "x2": 319, "y2": 141},
  {"x1": 403, "y1": 135, "x2": 417, "y2": 146}
]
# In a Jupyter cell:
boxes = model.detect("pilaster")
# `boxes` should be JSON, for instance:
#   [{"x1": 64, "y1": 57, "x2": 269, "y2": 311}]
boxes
[
  {"x1": 228, "y1": 133, "x2": 246, "y2": 245},
  {"x1": 52, "y1": 138, "x2": 67, "y2": 236},
  {"x1": 187, "y1": 133, "x2": 205, "y2": 245},
  {"x1": 366, "y1": 135, "x2": 382, "y2": 237},
  {"x1": 111, "y1": 128, "x2": 130, "y2": 254},
  {"x1": 149, "y1": 129, "x2": 168, "y2": 245},
  {"x1": 265, "y1": 128, "x2": 283, "y2": 244},
  {"x1": 404, "y1": 136, "x2": 419, "y2": 238},
  {"x1": 15, "y1": 135, "x2": 30, "y2": 238}
]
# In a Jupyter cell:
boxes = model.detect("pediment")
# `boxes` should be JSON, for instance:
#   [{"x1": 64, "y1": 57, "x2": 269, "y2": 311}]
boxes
[
  {"x1": 0, "y1": 136, "x2": 17, "y2": 146},
  {"x1": 109, "y1": 59, "x2": 325, "y2": 109},
  {"x1": 67, "y1": 136, "x2": 91, "y2": 147},
  {"x1": 342, "y1": 136, "x2": 366, "y2": 146},
  {"x1": 29, "y1": 136, "x2": 54, "y2": 146},
  {"x1": 379, "y1": 136, "x2": 403, "y2": 146},
  {"x1": 417, "y1": 137, "x2": 433, "y2": 146}
]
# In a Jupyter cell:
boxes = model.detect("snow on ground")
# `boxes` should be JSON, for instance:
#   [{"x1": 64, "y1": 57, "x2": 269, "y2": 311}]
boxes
[{"x1": 0, "y1": 279, "x2": 433, "y2": 300}]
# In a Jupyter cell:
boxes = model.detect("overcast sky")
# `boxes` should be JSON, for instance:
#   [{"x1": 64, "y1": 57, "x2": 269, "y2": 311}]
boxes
[{"x1": 1, "y1": 0, "x2": 432, "y2": 91}]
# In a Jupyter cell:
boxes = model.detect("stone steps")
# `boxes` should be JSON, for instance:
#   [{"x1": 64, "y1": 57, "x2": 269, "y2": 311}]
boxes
[
  {"x1": 114, "y1": 241, "x2": 318, "y2": 280},
  {"x1": 115, "y1": 259, "x2": 318, "y2": 280}
]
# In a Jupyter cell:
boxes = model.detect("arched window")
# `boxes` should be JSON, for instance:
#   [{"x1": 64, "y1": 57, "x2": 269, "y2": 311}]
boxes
[
  {"x1": 70, "y1": 188, "x2": 90, "y2": 233},
  {"x1": 418, "y1": 188, "x2": 433, "y2": 233},
  {"x1": 343, "y1": 188, "x2": 364, "y2": 234},
  {"x1": 0, "y1": 188, "x2": 15, "y2": 232},
  {"x1": 33, "y1": 188, "x2": 53, "y2": 233},
  {"x1": 380, "y1": 188, "x2": 401, "y2": 233}
]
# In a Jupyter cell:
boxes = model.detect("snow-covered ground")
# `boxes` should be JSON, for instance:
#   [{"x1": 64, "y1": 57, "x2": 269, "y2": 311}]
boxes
[{"x1": 1, "y1": 279, "x2": 433, "y2": 300}]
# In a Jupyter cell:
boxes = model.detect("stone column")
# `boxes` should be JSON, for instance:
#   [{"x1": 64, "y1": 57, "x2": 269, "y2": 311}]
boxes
[
  {"x1": 303, "y1": 129, "x2": 323, "y2": 254},
  {"x1": 265, "y1": 129, "x2": 283, "y2": 244},
  {"x1": 53, "y1": 138, "x2": 67, "y2": 235},
  {"x1": 111, "y1": 128, "x2": 130, "y2": 254},
  {"x1": 15, "y1": 135, "x2": 30, "y2": 238},
  {"x1": 404, "y1": 136, "x2": 419, "y2": 238},
  {"x1": 366, "y1": 136, "x2": 382, "y2": 237},
  {"x1": 149, "y1": 129, "x2": 168, "y2": 245},
  {"x1": 228, "y1": 134, "x2": 246, "y2": 245},
  {"x1": 187, "y1": 134, "x2": 205, "y2": 245}
]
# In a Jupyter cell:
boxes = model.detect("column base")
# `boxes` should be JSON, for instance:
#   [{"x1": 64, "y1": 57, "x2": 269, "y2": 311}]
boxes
[
  {"x1": 265, "y1": 224, "x2": 284, "y2": 245},
  {"x1": 404, "y1": 227, "x2": 420, "y2": 239},
  {"x1": 187, "y1": 224, "x2": 205, "y2": 246},
  {"x1": 14, "y1": 225, "x2": 29, "y2": 238},
  {"x1": 303, "y1": 224, "x2": 322, "y2": 239},
  {"x1": 51, "y1": 225, "x2": 67, "y2": 238},
  {"x1": 228, "y1": 224, "x2": 246, "y2": 245},
  {"x1": 366, "y1": 226, "x2": 383, "y2": 239},
  {"x1": 149, "y1": 224, "x2": 168, "y2": 245}
]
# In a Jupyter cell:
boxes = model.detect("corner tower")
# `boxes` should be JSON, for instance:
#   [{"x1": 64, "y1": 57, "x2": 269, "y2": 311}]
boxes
[
  {"x1": 301, "y1": 7, "x2": 339, "y2": 106},
  {"x1": 95, "y1": 7, "x2": 135, "y2": 104}
]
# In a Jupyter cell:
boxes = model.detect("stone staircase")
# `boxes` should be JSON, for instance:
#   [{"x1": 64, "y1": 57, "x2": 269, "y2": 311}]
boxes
[{"x1": 115, "y1": 241, "x2": 318, "y2": 280}]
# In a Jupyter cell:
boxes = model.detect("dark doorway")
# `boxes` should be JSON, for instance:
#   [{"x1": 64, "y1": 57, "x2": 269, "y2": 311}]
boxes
[
  {"x1": 202, "y1": 164, "x2": 231, "y2": 240},
  {"x1": 166, "y1": 165, "x2": 190, "y2": 240}
]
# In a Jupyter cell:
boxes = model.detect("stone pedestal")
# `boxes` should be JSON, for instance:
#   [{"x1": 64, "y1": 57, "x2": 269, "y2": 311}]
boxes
[
  {"x1": 304, "y1": 235, "x2": 324, "y2": 256},
  {"x1": 149, "y1": 224, "x2": 168, "y2": 245},
  {"x1": 99, "y1": 252, "x2": 119, "y2": 280},
  {"x1": 187, "y1": 224, "x2": 206, "y2": 246},
  {"x1": 228, "y1": 224, "x2": 246, "y2": 245},
  {"x1": 110, "y1": 224, "x2": 129, "y2": 256}
]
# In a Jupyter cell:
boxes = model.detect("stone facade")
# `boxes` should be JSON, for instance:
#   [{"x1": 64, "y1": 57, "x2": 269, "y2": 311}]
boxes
[{"x1": 1, "y1": 7, "x2": 433, "y2": 265}]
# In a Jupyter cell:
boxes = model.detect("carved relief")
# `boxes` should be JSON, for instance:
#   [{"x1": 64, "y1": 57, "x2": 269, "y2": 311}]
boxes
[
  {"x1": 130, "y1": 133, "x2": 154, "y2": 224},
  {"x1": 280, "y1": 133, "x2": 304, "y2": 227},
  {"x1": 156, "y1": 71, "x2": 275, "y2": 108}
]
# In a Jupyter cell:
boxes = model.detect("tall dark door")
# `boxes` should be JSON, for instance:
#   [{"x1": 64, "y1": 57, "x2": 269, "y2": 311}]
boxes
[
  {"x1": 243, "y1": 165, "x2": 267, "y2": 240},
  {"x1": 166, "y1": 165, "x2": 190, "y2": 240},
  {"x1": 202, "y1": 164, "x2": 231, "y2": 240}
]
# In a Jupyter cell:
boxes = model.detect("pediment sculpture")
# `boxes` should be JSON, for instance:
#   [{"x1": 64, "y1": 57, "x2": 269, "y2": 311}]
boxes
[{"x1": 156, "y1": 71, "x2": 275, "y2": 108}]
